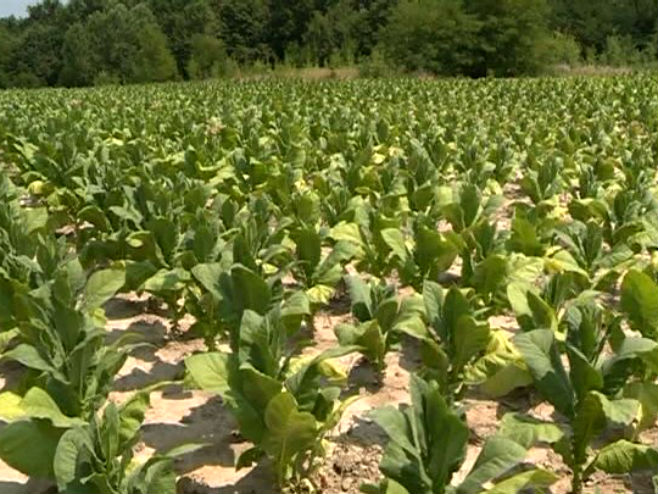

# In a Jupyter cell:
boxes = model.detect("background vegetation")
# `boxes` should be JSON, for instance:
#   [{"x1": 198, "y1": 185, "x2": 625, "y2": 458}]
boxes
[{"x1": 0, "y1": 0, "x2": 657, "y2": 87}]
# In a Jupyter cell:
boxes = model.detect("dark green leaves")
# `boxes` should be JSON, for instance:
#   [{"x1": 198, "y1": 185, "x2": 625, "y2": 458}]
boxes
[
  {"x1": 514, "y1": 330, "x2": 575, "y2": 418},
  {"x1": 370, "y1": 375, "x2": 550, "y2": 494}
]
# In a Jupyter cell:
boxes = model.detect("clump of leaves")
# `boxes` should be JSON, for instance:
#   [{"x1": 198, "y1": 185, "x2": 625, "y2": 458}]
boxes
[
  {"x1": 185, "y1": 304, "x2": 357, "y2": 489},
  {"x1": 512, "y1": 297, "x2": 658, "y2": 494},
  {"x1": 189, "y1": 262, "x2": 299, "y2": 350},
  {"x1": 334, "y1": 276, "x2": 424, "y2": 372},
  {"x1": 362, "y1": 374, "x2": 557, "y2": 494},
  {"x1": 1, "y1": 260, "x2": 132, "y2": 418},
  {"x1": 0, "y1": 388, "x2": 193, "y2": 494},
  {"x1": 289, "y1": 225, "x2": 358, "y2": 308}
]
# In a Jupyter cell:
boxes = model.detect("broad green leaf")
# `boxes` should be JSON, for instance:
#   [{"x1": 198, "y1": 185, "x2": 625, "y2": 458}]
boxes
[
  {"x1": 422, "y1": 280, "x2": 444, "y2": 324},
  {"x1": 414, "y1": 227, "x2": 457, "y2": 274},
  {"x1": 572, "y1": 392, "x2": 638, "y2": 466},
  {"x1": 514, "y1": 330, "x2": 575, "y2": 418},
  {"x1": 379, "y1": 442, "x2": 430, "y2": 494},
  {"x1": 148, "y1": 217, "x2": 178, "y2": 261},
  {"x1": 281, "y1": 290, "x2": 311, "y2": 332},
  {"x1": 239, "y1": 364, "x2": 282, "y2": 413},
  {"x1": 185, "y1": 352, "x2": 233, "y2": 395},
  {"x1": 394, "y1": 313, "x2": 427, "y2": 340},
  {"x1": 294, "y1": 228, "x2": 322, "y2": 279},
  {"x1": 507, "y1": 283, "x2": 556, "y2": 332},
  {"x1": 336, "y1": 321, "x2": 385, "y2": 368},
  {"x1": 486, "y1": 468, "x2": 558, "y2": 494},
  {"x1": 473, "y1": 361, "x2": 532, "y2": 398},
  {"x1": 262, "y1": 392, "x2": 318, "y2": 479},
  {"x1": 466, "y1": 332, "x2": 532, "y2": 398},
  {"x1": 453, "y1": 316, "x2": 490, "y2": 372},
  {"x1": 329, "y1": 222, "x2": 363, "y2": 246},
  {"x1": 589, "y1": 440, "x2": 658, "y2": 474},
  {"x1": 232, "y1": 265, "x2": 271, "y2": 315},
  {"x1": 0, "y1": 420, "x2": 63, "y2": 477},
  {"x1": 81, "y1": 265, "x2": 126, "y2": 311},
  {"x1": 118, "y1": 391, "x2": 150, "y2": 447},
  {"x1": 54, "y1": 427, "x2": 93, "y2": 489},
  {"x1": 567, "y1": 344, "x2": 603, "y2": 400},
  {"x1": 460, "y1": 184, "x2": 481, "y2": 228},
  {"x1": 371, "y1": 407, "x2": 418, "y2": 457},
  {"x1": 381, "y1": 228, "x2": 408, "y2": 262},
  {"x1": 499, "y1": 413, "x2": 564, "y2": 448},
  {"x1": 624, "y1": 382, "x2": 658, "y2": 431},
  {"x1": 424, "y1": 383, "x2": 469, "y2": 490},
  {"x1": 472, "y1": 255, "x2": 508, "y2": 298},
  {"x1": 3, "y1": 344, "x2": 56, "y2": 374},
  {"x1": 23, "y1": 207, "x2": 48, "y2": 234},
  {"x1": 78, "y1": 205, "x2": 111, "y2": 232},
  {"x1": 143, "y1": 268, "x2": 190, "y2": 294},
  {"x1": 457, "y1": 435, "x2": 526, "y2": 494},
  {"x1": 596, "y1": 393, "x2": 639, "y2": 426},
  {"x1": 346, "y1": 275, "x2": 373, "y2": 321},
  {"x1": 191, "y1": 262, "x2": 224, "y2": 299},
  {"x1": 21, "y1": 387, "x2": 85, "y2": 428},
  {"x1": 621, "y1": 270, "x2": 658, "y2": 337}
]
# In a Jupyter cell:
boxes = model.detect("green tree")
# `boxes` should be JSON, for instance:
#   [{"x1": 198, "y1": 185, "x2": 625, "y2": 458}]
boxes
[
  {"x1": 219, "y1": 0, "x2": 271, "y2": 63},
  {"x1": 146, "y1": 0, "x2": 219, "y2": 78},
  {"x1": 9, "y1": 22, "x2": 64, "y2": 86},
  {"x1": 548, "y1": 0, "x2": 657, "y2": 54},
  {"x1": 380, "y1": 0, "x2": 481, "y2": 74},
  {"x1": 129, "y1": 3, "x2": 178, "y2": 82},
  {"x1": 187, "y1": 34, "x2": 229, "y2": 79},
  {"x1": 466, "y1": 0, "x2": 551, "y2": 76},
  {"x1": 305, "y1": 12, "x2": 333, "y2": 66},
  {"x1": 267, "y1": 0, "x2": 315, "y2": 61},
  {"x1": 58, "y1": 22, "x2": 99, "y2": 86},
  {"x1": 73, "y1": 2, "x2": 177, "y2": 85},
  {"x1": 0, "y1": 23, "x2": 14, "y2": 88},
  {"x1": 351, "y1": 0, "x2": 397, "y2": 57}
]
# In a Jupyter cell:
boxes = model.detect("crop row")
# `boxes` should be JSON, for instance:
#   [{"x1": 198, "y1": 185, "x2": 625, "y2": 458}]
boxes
[{"x1": 0, "y1": 77, "x2": 657, "y2": 494}]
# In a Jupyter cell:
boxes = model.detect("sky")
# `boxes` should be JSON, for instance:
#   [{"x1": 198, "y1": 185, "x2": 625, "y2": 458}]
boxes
[{"x1": 0, "y1": 0, "x2": 37, "y2": 18}]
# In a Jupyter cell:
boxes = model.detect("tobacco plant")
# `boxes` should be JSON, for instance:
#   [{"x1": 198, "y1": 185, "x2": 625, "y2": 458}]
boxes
[
  {"x1": 362, "y1": 374, "x2": 557, "y2": 494},
  {"x1": 512, "y1": 297, "x2": 658, "y2": 494}
]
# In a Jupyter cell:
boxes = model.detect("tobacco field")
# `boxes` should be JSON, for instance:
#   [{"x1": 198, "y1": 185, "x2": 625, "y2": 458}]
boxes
[{"x1": 0, "y1": 76, "x2": 657, "y2": 494}]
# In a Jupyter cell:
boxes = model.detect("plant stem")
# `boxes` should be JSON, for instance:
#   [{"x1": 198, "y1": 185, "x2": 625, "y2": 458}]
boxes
[{"x1": 572, "y1": 467, "x2": 583, "y2": 494}]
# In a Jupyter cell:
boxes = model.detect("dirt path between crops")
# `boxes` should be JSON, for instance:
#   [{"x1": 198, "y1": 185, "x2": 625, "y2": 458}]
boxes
[{"x1": 0, "y1": 292, "x2": 655, "y2": 494}]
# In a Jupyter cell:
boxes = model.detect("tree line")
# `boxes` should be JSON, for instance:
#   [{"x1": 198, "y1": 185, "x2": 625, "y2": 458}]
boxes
[{"x1": 0, "y1": 0, "x2": 657, "y2": 88}]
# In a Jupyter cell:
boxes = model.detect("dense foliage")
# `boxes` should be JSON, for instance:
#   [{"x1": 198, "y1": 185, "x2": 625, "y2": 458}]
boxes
[
  {"x1": 0, "y1": 0, "x2": 657, "y2": 87},
  {"x1": 0, "y1": 76, "x2": 658, "y2": 493}
]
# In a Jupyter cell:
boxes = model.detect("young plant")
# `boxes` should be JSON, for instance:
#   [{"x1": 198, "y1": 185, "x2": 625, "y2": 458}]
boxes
[
  {"x1": 519, "y1": 156, "x2": 563, "y2": 206},
  {"x1": 185, "y1": 305, "x2": 357, "y2": 489},
  {"x1": 289, "y1": 225, "x2": 358, "y2": 307},
  {"x1": 0, "y1": 175, "x2": 79, "y2": 334},
  {"x1": 334, "y1": 276, "x2": 424, "y2": 372},
  {"x1": 381, "y1": 223, "x2": 458, "y2": 290},
  {"x1": 512, "y1": 297, "x2": 658, "y2": 494},
  {"x1": 189, "y1": 262, "x2": 303, "y2": 350},
  {"x1": 410, "y1": 282, "x2": 491, "y2": 402},
  {"x1": 362, "y1": 374, "x2": 556, "y2": 494},
  {"x1": 0, "y1": 388, "x2": 190, "y2": 494},
  {"x1": 53, "y1": 391, "x2": 198, "y2": 494},
  {"x1": 554, "y1": 219, "x2": 634, "y2": 289},
  {"x1": 1, "y1": 260, "x2": 131, "y2": 418}
]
